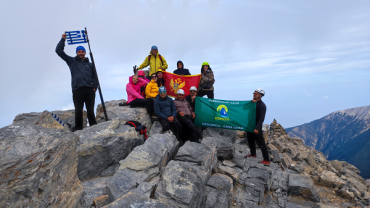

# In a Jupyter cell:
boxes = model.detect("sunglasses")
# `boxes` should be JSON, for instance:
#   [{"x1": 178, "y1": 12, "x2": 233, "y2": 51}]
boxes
[{"x1": 152, "y1": 76, "x2": 157, "y2": 78}]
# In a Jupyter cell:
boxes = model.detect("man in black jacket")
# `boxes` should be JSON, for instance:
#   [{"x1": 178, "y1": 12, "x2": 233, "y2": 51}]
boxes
[
  {"x1": 173, "y1": 60, "x2": 191, "y2": 75},
  {"x1": 185, "y1": 86, "x2": 197, "y2": 111},
  {"x1": 56, "y1": 33, "x2": 98, "y2": 131},
  {"x1": 245, "y1": 88, "x2": 269, "y2": 166}
]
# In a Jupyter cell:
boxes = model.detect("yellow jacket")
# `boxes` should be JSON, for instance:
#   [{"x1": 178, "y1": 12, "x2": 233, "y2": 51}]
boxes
[
  {"x1": 138, "y1": 52, "x2": 168, "y2": 76},
  {"x1": 145, "y1": 79, "x2": 160, "y2": 98}
]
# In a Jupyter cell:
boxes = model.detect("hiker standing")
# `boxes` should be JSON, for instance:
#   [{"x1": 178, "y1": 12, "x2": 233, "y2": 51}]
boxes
[
  {"x1": 154, "y1": 87, "x2": 183, "y2": 144},
  {"x1": 245, "y1": 88, "x2": 270, "y2": 166},
  {"x1": 138, "y1": 45, "x2": 168, "y2": 79},
  {"x1": 55, "y1": 33, "x2": 98, "y2": 130},
  {"x1": 197, "y1": 62, "x2": 215, "y2": 99},
  {"x1": 173, "y1": 60, "x2": 191, "y2": 75}
]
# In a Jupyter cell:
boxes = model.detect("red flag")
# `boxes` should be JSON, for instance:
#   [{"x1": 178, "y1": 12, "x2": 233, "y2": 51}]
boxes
[{"x1": 162, "y1": 72, "x2": 201, "y2": 97}]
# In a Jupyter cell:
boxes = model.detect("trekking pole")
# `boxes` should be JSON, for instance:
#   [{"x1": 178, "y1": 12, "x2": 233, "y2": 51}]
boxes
[{"x1": 84, "y1": 27, "x2": 109, "y2": 121}]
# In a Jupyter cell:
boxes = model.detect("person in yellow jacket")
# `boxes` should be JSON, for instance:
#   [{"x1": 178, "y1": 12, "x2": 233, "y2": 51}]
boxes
[
  {"x1": 138, "y1": 45, "x2": 168, "y2": 77},
  {"x1": 145, "y1": 73, "x2": 160, "y2": 98}
]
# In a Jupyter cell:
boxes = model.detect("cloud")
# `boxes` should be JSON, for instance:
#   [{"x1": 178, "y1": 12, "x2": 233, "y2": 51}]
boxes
[
  {"x1": 62, "y1": 103, "x2": 75, "y2": 111},
  {"x1": 305, "y1": 91, "x2": 312, "y2": 97},
  {"x1": 323, "y1": 96, "x2": 329, "y2": 99}
]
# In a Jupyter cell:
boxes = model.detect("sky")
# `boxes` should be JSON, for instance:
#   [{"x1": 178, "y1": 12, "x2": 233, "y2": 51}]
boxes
[{"x1": 0, "y1": 0, "x2": 369, "y2": 129}]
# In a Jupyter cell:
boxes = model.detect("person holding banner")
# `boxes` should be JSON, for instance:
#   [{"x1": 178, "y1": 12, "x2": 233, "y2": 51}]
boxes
[
  {"x1": 185, "y1": 86, "x2": 198, "y2": 111},
  {"x1": 138, "y1": 45, "x2": 168, "y2": 77},
  {"x1": 174, "y1": 89, "x2": 202, "y2": 142},
  {"x1": 245, "y1": 88, "x2": 270, "y2": 166},
  {"x1": 156, "y1": 69, "x2": 165, "y2": 87},
  {"x1": 173, "y1": 61, "x2": 191, "y2": 76},
  {"x1": 154, "y1": 87, "x2": 183, "y2": 144},
  {"x1": 56, "y1": 33, "x2": 98, "y2": 131},
  {"x1": 197, "y1": 62, "x2": 215, "y2": 99}
]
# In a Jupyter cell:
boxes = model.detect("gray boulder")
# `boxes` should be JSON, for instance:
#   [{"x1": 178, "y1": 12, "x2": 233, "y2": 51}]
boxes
[
  {"x1": 75, "y1": 119, "x2": 144, "y2": 181},
  {"x1": 81, "y1": 177, "x2": 112, "y2": 208},
  {"x1": 202, "y1": 127, "x2": 238, "y2": 143},
  {"x1": 103, "y1": 192, "x2": 171, "y2": 208},
  {"x1": 288, "y1": 174, "x2": 320, "y2": 202},
  {"x1": 149, "y1": 121, "x2": 162, "y2": 137},
  {"x1": 107, "y1": 133, "x2": 179, "y2": 200},
  {"x1": 202, "y1": 136, "x2": 234, "y2": 160},
  {"x1": 95, "y1": 99, "x2": 152, "y2": 130},
  {"x1": 0, "y1": 123, "x2": 84, "y2": 208},
  {"x1": 319, "y1": 170, "x2": 346, "y2": 188}
]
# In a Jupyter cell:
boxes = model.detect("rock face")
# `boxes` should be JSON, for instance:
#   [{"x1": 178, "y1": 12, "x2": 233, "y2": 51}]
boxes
[
  {"x1": 286, "y1": 105, "x2": 370, "y2": 178},
  {"x1": 0, "y1": 123, "x2": 83, "y2": 207},
  {"x1": 96, "y1": 99, "x2": 152, "y2": 130},
  {"x1": 2, "y1": 101, "x2": 370, "y2": 208},
  {"x1": 75, "y1": 119, "x2": 144, "y2": 181}
]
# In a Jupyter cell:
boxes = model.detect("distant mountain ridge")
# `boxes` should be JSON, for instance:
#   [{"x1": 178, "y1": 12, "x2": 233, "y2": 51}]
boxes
[{"x1": 286, "y1": 105, "x2": 370, "y2": 178}]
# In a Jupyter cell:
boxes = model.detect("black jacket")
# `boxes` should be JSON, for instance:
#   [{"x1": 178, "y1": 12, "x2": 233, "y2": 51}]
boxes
[
  {"x1": 185, "y1": 95, "x2": 195, "y2": 111},
  {"x1": 56, "y1": 38, "x2": 98, "y2": 91},
  {"x1": 256, "y1": 100, "x2": 267, "y2": 131},
  {"x1": 154, "y1": 95, "x2": 177, "y2": 120},
  {"x1": 173, "y1": 61, "x2": 191, "y2": 75}
]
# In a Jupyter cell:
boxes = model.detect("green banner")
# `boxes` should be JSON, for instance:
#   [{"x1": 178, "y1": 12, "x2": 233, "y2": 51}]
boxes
[{"x1": 194, "y1": 97, "x2": 256, "y2": 132}]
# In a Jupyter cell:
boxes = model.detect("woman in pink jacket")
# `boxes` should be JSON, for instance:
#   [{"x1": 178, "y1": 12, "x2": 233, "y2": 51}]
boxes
[{"x1": 126, "y1": 75, "x2": 154, "y2": 117}]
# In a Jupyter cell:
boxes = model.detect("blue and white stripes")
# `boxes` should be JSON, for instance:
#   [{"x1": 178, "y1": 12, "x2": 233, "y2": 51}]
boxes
[
  {"x1": 51, "y1": 113, "x2": 65, "y2": 126},
  {"x1": 66, "y1": 30, "x2": 87, "y2": 45}
]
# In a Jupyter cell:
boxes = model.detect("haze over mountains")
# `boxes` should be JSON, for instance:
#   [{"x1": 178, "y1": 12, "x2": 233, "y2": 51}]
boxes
[{"x1": 286, "y1": 105, "x2": 370, "y2": 178}]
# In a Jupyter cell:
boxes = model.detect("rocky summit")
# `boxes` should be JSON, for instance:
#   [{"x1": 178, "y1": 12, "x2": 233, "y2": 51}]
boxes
[{"x1": 1, "y1": 100, "x2": 370, "y2": 208}]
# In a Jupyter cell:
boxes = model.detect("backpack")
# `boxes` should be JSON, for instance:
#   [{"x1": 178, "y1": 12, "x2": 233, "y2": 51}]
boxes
[
  {"x1": 148, "y1": 54, "x2": 163, "y2": 66},
  {"x1": 125, "y1": 120, "x2": 148, "y2": 140}
]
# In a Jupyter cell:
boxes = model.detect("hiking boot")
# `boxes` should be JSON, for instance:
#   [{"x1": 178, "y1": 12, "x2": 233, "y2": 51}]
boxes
[
  {"x1": 259, "y1": 160, "x2": 270, "y2": 166},
  {"x1": 245, "y1": 154, "x2": 257, "y2": 158},
  {"x1": 119, "y1": 102, "x2": 128, "y2": 106}
]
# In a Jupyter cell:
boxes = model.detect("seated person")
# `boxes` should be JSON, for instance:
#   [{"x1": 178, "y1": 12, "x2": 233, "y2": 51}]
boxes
[
  {"x1": 146, "y1": 73, "x2": 159, "y2": 98},
  {"x1": 138, "y1": 70, "x2": 149, "y2": 97},
  {"x1": 157, "y1": 69, "x2": 165, "y2": 86},
  {"x1": 174, "y1": 89, "x2": 201, "y2": 143},
  {"x1": 154, "y1": 87, "x2": 183, "y2": 144},
  {"x1": 126, "y1": 75, "x2": 153, "y2": 117},
  {"x1": 185, "y1": 86, "x2": 197, "y2": 111},
  {"x1": 173, "y1": 60, "x2": 191, "y2": 75}
]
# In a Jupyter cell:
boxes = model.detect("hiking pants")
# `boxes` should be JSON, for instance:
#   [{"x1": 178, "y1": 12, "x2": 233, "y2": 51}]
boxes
[
  {"x1": 177, "y1": 115, "x2": 201, "y2": 141},
  {"x1": 129, "y1": 98, "x2": 154, "y2": 117},
  {"x1": 198, "y1": 90, "x2": 214, "y2": 99},
  {"x1": 159, "y1": 117, "x2": 183, "y2": 142},
  {"x1": 73, "y1": 87, "x2": 97, "y2": 130},
  {"x1": 246, "y1": 130, "x2": 269, "y2": 161}
]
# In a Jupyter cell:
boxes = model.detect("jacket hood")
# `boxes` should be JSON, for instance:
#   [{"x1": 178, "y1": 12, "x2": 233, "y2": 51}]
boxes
[
  {"x1": 129, "y1": 76, "x2": 139, "y2": 85},
  {"x1": 177, "y1": 60, "x2": 184, "y2": 69}
]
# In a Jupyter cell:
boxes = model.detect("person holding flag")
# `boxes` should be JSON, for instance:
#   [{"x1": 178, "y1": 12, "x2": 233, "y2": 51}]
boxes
[
  {"x1": 138, "y1": 45, "x2": 168, "y2": 78},
  {"x1": 156, "y1": 69, "x2": 165, "y2": 87},
  {"x1": 174, "y1": 89, "x2": 201, "y2": 142},
  {"x1": 245, "y1": 88, "x2": 270, "y2": 166},
  {"x1": 197, "y1": 62, "x2": 215, "y2": 99},
  {"x1": 55, "y1": 33, "x2": 98, "y2": 131}
]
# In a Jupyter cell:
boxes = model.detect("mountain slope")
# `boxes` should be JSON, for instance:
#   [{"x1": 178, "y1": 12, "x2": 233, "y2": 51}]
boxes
[{"x1": 286, "y1": 105, "x2": 370, "y2": 178}]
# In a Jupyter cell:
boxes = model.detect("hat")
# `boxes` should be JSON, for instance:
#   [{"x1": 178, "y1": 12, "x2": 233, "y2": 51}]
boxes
[
  {"x1": 202, "y1": 62, "x2": 209, "y2": 66},
  {"x1": 151, "y1": 45, "x2": 158, "y2": 50},
  {"x1": 138, "y1": 70, "x2": 145, "y2": 76},
  {"x1": 157, "y1": 69, "x2": 163, "y2": 73},
  {"x1": 159, "y1": 86, "x2": 166, "y2": 93},
  {"x1": 190, "y1": 86, "x2": 197, "y2": 91},
  {"x1": 76, "y1": 46, "x2": 86, "y2": 53},
  {"x1": 177, "y1": 89, "x2": 185, "y2": 95}
]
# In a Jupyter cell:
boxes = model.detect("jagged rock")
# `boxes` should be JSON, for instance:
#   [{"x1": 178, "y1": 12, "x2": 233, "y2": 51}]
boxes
[
  {"x1": 347, "y1": 177, "x2": 368, "y2": 192},
  {"x1": 286, "y1": 145, "x2": 299, "y2": 158},
  {"x1": 271, "y1": 139, "x2": 286, "y2": 152},
  {"x1": 107, "y1": 133, "x2": 179, "y2": 200},
  {"x1": 319, "y1": 170, "x2": 346, "y2": 188},
  {"x1": 132, "y1": 182, "x2": 157, "y2": 198},
  {"x1": 206, "y1": 174, "x2": 232, "y2": 192},
  {"x1": 282, "y1": 154, "x2": 292, "y2": 169},
  {"x1": 201, "y1": 174, "x2": 232, "y2": 208},
  {"x1": 288, "y1": 174, "x2": 320, "y2": 202},
  {"x1": 12, "y1": 109, "x2": 88, "y2": 129},
  {"x1": 204, "y1": 189, "x2": 229, "y2": 208},
  {"x1": 155, "y1": 142, "x2": 217, "y2": 207},
  {"x1": 94, "y1": 195, "x2": 110, "y2": 208},
  {"x1": 202, "y1": 136, "x2": 234, "y2": 160},
  {"x1": 329, "y1": 160, "x2": 344, "y2": 171},
  {"x1": 342, "y1": 167, "x2": 365, "y2": 184},
  {"x1": 289, "y1": 164, "x2": 304, "y2": 173},
  {"x1": 202, "y1": 127, "x2": 238, "y2": 143},
  {"x1": 236, "y1": 130, "x2": 245, "y2": 138},
  {"x1": 81, "y1": 177, "x2": 112, "y2": 208},
  {"x1": 148, "y1": 120, "x2": 162, "y2": 137},
  {"x1": 268, "y1": 143, "x2": 281, "y2": 163},
  {"x1": 244, "y1": 177, "x2": 265, "y2": 204},
  {"x1": 75, "y1": 119, "x2": 144, "y2": 181},
  {"x1": 222, "y1": 160, "x2": 236, "y2": 168},
  {"x1": 337, "y1": 187, "x2": 355, "y2": 199},
  {"x1": 0, "y1": 123, "x2": 84, "y2": 207},
  {"x1": 96, "y1": 99, "x2": 152, "y2": 131},
  {"x1": 103, "y1": 192, "x2": 171, "y2": 208},
  {"x1": 300, "y1": 160, "x2": 312, "y2": 174},
  {"x1": 217, "y1": 165, "x2": 240, "y2": 185},
  {"x1": 271, "y1": 169, "x2": 289, "y2": 192}
]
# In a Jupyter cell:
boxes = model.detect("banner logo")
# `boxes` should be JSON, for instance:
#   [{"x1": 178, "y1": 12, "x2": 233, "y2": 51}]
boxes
[
  {"x1": 170, "y1": 78, "x2": 186, "y2": 94},
  {"x1": 215, "y1": 105, "x2": 230, "y2": 121}
]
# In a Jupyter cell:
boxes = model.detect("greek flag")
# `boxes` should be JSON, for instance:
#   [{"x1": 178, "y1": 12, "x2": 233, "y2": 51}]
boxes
[{"x1": 66, "y1": 30, "x2": 87, "y2": 45}]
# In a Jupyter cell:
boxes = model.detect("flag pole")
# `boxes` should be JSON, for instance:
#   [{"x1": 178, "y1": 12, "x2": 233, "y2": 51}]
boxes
[{"x1": 84, "y1": 27, "x2": 109, "y2": 122}]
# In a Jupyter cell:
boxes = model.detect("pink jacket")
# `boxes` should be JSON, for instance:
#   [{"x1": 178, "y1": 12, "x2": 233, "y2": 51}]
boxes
[{"x1": 126, "y1": 76, "x2": 149, "y2": 104}]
